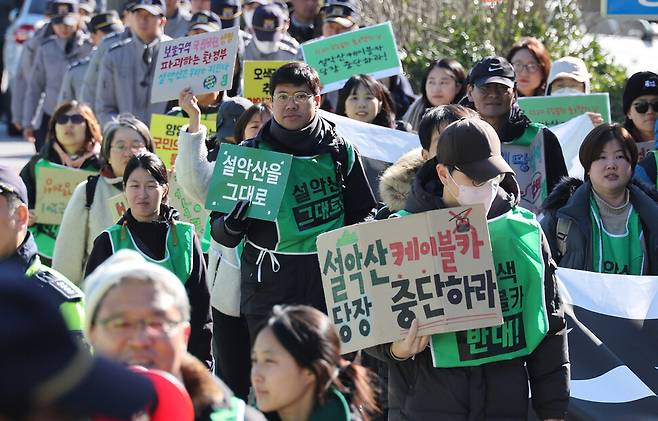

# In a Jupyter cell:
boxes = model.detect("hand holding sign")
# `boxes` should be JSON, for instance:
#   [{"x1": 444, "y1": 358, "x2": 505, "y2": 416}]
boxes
[
  {"x1": 178, "y1": 87, "x2": 201, "y2": 133},
  {"x1": 224, "y1": 199, "x2": 251, "y2": 235},
  {"x1": 390, "y1": 318, "x2": 429, "y2": 360}
]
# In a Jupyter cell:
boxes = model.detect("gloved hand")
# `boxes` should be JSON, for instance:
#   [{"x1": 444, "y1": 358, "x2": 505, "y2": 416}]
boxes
[{"x1": 223, "y1": 199, "x2": 251, "y2": 236}]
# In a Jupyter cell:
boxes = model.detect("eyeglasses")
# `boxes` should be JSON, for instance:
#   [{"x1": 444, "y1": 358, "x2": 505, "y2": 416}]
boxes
[
  {"x1": 512, "y1": 62, "x2": 541, "y2": 74},
  {"x1": 454, "y1": 167, "x2": 505, "y2": 187},
  {"x1": 99, "y1": 316, "x2": 184, "y2": 337},
  {"x1": 56, "y1": 114, "x2": 85, "y2": 125},
  {"x1": 272, "y1": 91, "x2": 314, "y2": 105},
  {"x1": 633, "y1": 101, "x2": 658, "y2": 114},
  {"x1": 111, "y1": 142, "x2": 147, "y2": 153},
  {"x1": 477, "y1": 84, "x2": 512, "y2": 96}
]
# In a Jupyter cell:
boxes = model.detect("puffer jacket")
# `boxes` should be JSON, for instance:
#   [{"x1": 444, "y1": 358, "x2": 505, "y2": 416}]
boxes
[
  {"x1": 376, "y1": 148, "x2": 425, "y2": 219},
  {"x1": 540, "y1": 177, "x2": 658, "y2": 274},
  {"x1": 366, "y1": 160, "x2": 569, "y2": 421}
]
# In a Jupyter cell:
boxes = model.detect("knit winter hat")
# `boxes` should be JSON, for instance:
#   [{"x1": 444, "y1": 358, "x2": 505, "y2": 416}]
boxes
[{"x1": 622, "y1": 71, "x2": 658, "y2": 115}]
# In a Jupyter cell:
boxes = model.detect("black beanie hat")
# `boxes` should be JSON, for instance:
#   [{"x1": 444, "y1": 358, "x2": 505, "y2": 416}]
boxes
[{"x1": 622, "y1": 71, "x2": 658, "y2": 115}]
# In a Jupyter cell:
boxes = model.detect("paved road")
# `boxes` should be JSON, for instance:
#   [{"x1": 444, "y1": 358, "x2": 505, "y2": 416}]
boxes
[{"x1": 0, "y1": 122, "x2": 35, "y2": 174}]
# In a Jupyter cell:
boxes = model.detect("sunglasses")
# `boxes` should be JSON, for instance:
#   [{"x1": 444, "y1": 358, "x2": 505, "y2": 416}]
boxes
[
  {"x1": 56, "y1": 114, "x2": 85, "y2": 125},
  {"x1": 633, "y1": 101, "x2": 658, "y2": 114}
]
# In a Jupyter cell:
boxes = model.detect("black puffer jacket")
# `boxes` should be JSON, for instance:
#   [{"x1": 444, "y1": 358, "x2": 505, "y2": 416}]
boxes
[
  {"x1": 540, "y1": 177, "x2": 658, "y2": 274},
  {"x1": 366, "y1": 160, "x2": 570, "y2": 421}
]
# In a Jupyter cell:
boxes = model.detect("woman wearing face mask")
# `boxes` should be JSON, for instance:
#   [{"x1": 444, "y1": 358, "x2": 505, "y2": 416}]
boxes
[
  {"x1": 84, "y1": 152, "x2": 213, "y2": 369},
  {"x1": 336, "y1": 74, "x2": 397, "y2": 128},
  {"x1": 52, "y1": 114, "x2": 155, "y2": 284},
  {"x1": 541, "y1": 123, "x2": 658, "y2": 275},
  {"x1": 366, "y1": 117, "x2": 569, "y2": 421},
  {"x1": 546, "y1": 57, "x2": 603, "y2": 126},
  {"x1": 19, "y1": 101, "x2": 102, "y2": 264},
  {"x1": 403, "y1": 58, "x2": 466, "y2": 131},
  {"x1": 251, "y1": 304, "x2": 379, "y2": 421}
]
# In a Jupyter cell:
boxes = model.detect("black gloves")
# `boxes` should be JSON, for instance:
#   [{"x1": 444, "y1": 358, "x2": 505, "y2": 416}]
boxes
[{"x1": 223, "y1": 199, "x2": 251, "y2": 236}]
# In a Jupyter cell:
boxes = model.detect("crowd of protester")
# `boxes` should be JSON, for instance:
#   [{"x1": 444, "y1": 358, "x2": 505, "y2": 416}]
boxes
[{"x1": 2, "y1": 0, "x2": 658, "y2": 419}]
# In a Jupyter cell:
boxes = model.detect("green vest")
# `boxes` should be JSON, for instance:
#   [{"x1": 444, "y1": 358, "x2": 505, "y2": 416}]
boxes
[
  {"x1": 509, "y1": 122, "x2": 543, "y2": 147},
  {"x1": 254, "y1": 142, "x2": 355, "y2": 254},
  {"x1": 590, "y1": 194, "x2": 644, "y2": 275},
  {"x1": 105, "y1": 221, "x2": 195, "y2": 283},
  {"x1": 310, "y1": 388, "x2": 351, "y2": 421},
  {"x1": 653, "y1": 151, "x2": 658, "y2": 189},
  {"x1": 30, "y1": 158, "x2": 97, "y2": 259},
  {"x1": 25, "y1": 256, "x2": 85, "y2": 333},
  {"x1": 208, "y1": 397, "x2": 246, "y2": 421},
  {"x1": 431, "y1": 206, "x2": 549, "y2": 367}
]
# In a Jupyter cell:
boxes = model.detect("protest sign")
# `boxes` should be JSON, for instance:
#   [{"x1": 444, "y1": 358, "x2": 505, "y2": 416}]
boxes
[
  {"x1": 518, "y1": 93, "x2": 611, "y2": 127},
  {"x1": 636, "y1": 141, "x2": 655, "y2": 162},
  {"x1": 502, "y1": 135, "x2": 547, "y2": 214},
  {"x1": 301, "y1": 22, "x2": 402, "y2": 93},
  {"x1": 316, "y1": 206, "x2": 502, "y2": 354},
  {"x1": 169, "y1": 173, "x2": 210, "y2": 240},
  {"x1": 151, "y1": 27, "x2": 239, "y2": 103},
  {"x1": 205, "y1": 143, "x2": 293, "y2": 221},
  {"x1": 35, "y1": 164, "x2": 96, "y2": 225},
  {"x1": 243, "y1": 60, "x2": 290, "y2": 103},
  {"x1": 150, "y1": 113, "x2": 217, "y2": 169},
  {"x1": 108, "y1": 192, "x2": 128, "y2": 222}
]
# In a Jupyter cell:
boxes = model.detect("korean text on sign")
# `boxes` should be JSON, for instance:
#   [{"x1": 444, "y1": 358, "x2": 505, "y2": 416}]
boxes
[
  {"x1": 149, "y1": 113, "x2": 217, "y2": 169},
  {"x1": 205, "y1": 143, "x2": 293, "y2": 222},
  {"x1": 301, "y1": 22, "x2": 402, "y2": 93},
  {"x1": 151, "y1": 27, "x2": 239, "y2": 103},
  {"x1": 316, "y1": 206, "x2": 503, "y2": 354},
  {"x1": 243, "y1": 60, "x2": 290, "y2": 103}
]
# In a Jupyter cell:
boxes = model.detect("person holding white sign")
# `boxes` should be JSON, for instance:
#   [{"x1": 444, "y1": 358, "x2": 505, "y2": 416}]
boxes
[
  {"x1": 95, "y1": 0, "x2": 172, "y2": 126},
  {"x1": 541, "y1": 123, "x2": 658, "y2": 276},
  {"x1": 367, "y1": 118, "x2": 569, "y2": 421}
]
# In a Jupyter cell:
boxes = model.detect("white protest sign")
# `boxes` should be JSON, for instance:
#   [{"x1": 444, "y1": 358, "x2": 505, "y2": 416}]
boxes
[
  {"x1": 317, "y1": 206, "x2": 502, "y2": 354},
  {"x1": 550, "y1": 113, "x2": 595, "y2": 179},
  {"x1": 151, "y1": 27, "x2": 239, "y2": 103}
]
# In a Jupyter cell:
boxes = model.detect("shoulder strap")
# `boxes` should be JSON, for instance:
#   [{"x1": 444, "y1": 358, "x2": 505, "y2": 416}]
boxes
[
  {"x1": 556, "y1": 217, "x2": 572, "y2": 258},
  {"x1": 328, "y1": 136, "x2": 349, "y2": 189},
  {"x1": 85, "y1": 175, "x2": 100, "y2": 209}
]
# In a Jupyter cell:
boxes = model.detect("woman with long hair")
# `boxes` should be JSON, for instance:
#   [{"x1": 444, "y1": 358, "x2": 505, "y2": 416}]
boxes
[
  {"x1": 53, "y1": 114, "x2": 155, "y2": 284},
  {"x1": 251, "y1": 305, "x2": 379, "y2": 420},
  {"x1": 402, "y1": 58, "x2": 466, "y2": 131},
  {"x1": 336, "y1": 74, "x2": 397, "y2": 128},
  {"x1": 84, "y1": 152, "x2": 213, "y2": 368},
  {"x1": 19, "y1": 101, "x2": 102, "y2": 264},
  {"x1": 506, "y1": 36, "x2": 552, "y2": 97}
]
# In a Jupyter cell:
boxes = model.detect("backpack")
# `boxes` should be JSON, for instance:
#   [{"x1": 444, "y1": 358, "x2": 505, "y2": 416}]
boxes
[
  {"x1": 85, "y1": 175, "x2": 100, "y2": 209},
  {"x1": 555, "y1": 217, "x2": 572, "y2": 259}
]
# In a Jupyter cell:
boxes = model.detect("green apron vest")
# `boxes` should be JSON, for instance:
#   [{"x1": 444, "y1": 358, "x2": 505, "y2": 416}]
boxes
[
  {"x1": 30, "y1": 159, "x2": 97, "y2": 259},
  {"x1": 25, "y1": 256, "x2": 85, "y2": 332},
  {"x1": 208, "y1": 397, "x2": 246, "y2": 421},
  {"x1": 254, "y1": 142, "x2": 354, "y2": 254},
  {"x1": 589, "y1": 194, "x2": 644, "y2": 275},
  {"x1": 431, "y1": 206, "x2": 549, "y2": 367},
  {"x1": 509, "y1": 122, "x2": 543, "y2": 147},
  {"x1": 105, "y1": 221, "x2": 195, "y2": 283}
]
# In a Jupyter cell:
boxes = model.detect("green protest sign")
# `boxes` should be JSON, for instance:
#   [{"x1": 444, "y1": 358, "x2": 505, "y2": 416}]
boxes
[
  {"x1": 205, "y1": 143, "x2": 293, "y2": 221},
  {"x1": 517, "y1": 93, "x2": 611, "y2": 127},
  {"x1": 301, "y1": 22, "x2": 402, "y2": 93}
]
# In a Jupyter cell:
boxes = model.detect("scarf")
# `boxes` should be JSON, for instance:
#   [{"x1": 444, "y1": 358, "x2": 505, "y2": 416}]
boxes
[
  {"x1": 52, "y1": 141, "x2": 99, "y2": 169},
  {"x1": 267, "y1": 112, "x2": 326, "y2": 156}
]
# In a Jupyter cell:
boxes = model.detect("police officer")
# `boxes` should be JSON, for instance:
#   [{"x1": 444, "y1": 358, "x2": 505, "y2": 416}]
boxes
[
  {"x1": 321, "y1": 0, "x2": 360, "y2": 37},
  {"x1": 23, "y1": 0, "x2": 93, "y2": 151},
  {"x1": 80, "y1": 7, "x2": 132, "y2": 110},
  {"x1": 0, "y1": 165, "x2": 85, "y2": 341},
  {"x1": 96, "y1": 0, "x2": 171, "y2": 126},
  {"x1": 59, "y1": 11, "x2": 124, "y2": 104},
  {"x1": 11, "y1": 2, "x2": 56, "y2": 143},
  {"x1": 288, "y1": 0, "x2": 322, "y2": 43},
  {"x1": 164, "y1": 0, "x2": 192, "y2": 38},
  {"x1": 244, "y1": 3, "x2": 300, "y2": 61},
  {"x1": 187, "y1": 9, "x2": 221, "y2": 35}
]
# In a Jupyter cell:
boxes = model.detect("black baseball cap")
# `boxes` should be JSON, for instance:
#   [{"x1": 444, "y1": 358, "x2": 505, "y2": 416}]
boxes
[
  {"x1": 188, "y1": 10, "x2": 221, "y2": 32},
  {"x1": 0, "y1": 165, "x2": 28, "y2": 204},
  {"x1": 217, "y1": 97, "x2": 254, "y2": 141},
  {"x1": 89, "y1": 11, "x2": 123, "y2": 33},
  {"x1": 468, "y1": 56, "x2": 516, "y2": 88},
  {"x1": 252, "y1": 3, "x2": 286, "y2": 41},
  {"x1": 436, "y1": 118, "x2": 513, "y2": 182},
  {"x1": 131, "y1": 0, "x2": 165, "y2": 16},
  {"x1": 0, "y1": 263, "x2": 157, "y2": 419},
  {"x1": 211, "y1": 0, "x2": 241, "y2": 27}
]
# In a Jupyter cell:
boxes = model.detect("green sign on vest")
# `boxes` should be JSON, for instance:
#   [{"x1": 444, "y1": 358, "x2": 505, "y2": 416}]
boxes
[
  {"x1": 590, "y1": 194, "x2": 644, "y2": 275},
  {"x1": 431, "y1": 207, "x2": 549, "y2": 367},
  {"x1": 105, "y1": 222, "x2": 194, "y2": 283}
]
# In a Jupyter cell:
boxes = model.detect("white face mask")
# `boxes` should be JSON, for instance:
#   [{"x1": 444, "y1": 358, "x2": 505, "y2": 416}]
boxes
[
  {"x1": 253, "y1": 31, "x2": 283, "y2": 55},
  {"x1": 448, "y1": 172, "x2": 500, "y2": 216},
  {"x1": 244, "y1": 9, "x2": 255, "y2": 28},
  {"x1": 552, "y1": 87, "x2": 583, "y2": 96}
]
